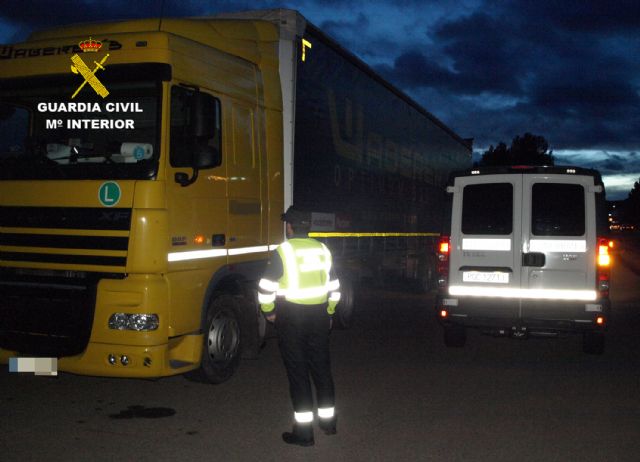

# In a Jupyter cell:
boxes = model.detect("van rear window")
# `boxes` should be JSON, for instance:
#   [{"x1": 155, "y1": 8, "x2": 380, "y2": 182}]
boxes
[
  {"x1": 462, "y1": 183, "x2": 513, "y2": 235},
  {"x1": 532, "y1": 183, "x2": 585, "y2": 236}
]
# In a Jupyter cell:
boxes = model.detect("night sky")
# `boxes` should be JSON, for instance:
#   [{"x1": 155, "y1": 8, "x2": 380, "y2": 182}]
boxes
[{"x1": 1, "y1": 0, "x2": 639, "y2": 199}]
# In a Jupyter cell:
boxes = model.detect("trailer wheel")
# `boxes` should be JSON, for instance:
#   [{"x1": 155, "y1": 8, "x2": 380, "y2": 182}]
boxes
[
  {"x1": 583, "y1": 331, "x2": 605, "y2": 355},
  {"x1": 334, "y1": 278, "x2": 355, "y2": 329},
  {"x1": 444, "y1": 325, "x2": 466, "y2": 348},
  {"x1": 419, "y1": 262, "x2": 435, "y2": 293},
  {"x1": 189, "y1": 294, "x2": 241, "y2": 383}
]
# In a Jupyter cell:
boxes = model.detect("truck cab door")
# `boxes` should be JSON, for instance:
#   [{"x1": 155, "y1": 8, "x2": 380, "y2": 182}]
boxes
[{"x1": 227, "y1": 102, "x2": 263, "y2": 248}]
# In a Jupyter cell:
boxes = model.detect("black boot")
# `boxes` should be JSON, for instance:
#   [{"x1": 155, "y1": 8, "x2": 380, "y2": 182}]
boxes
[
  {"x1": 282, "y1": 423, "x2": 314, "y2": 447},
  {"x1": 319, "y1": 416, "x2": 337, "y2": 435}
]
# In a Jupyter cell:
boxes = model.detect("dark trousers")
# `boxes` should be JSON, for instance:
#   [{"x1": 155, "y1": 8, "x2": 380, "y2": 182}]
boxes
[{"x1": 275, "y1": 301, "x2": 335, "y2": 413}]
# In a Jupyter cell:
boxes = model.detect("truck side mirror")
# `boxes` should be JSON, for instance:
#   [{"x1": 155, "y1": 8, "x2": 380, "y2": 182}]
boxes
[
  {"x1": 175, "y1": 91, "x2": 222, "y2": 187},
  {"x1": 190, "y1": 93, "x2": 221, "y2": 169},
  {"x1": 190, "y1": 92, "x2": 217, "y2": 138}
]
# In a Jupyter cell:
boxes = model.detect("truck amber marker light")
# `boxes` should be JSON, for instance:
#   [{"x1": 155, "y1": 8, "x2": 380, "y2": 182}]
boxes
[{"x1": 301, "y1": 38, "x2": 312, "y2": 62}]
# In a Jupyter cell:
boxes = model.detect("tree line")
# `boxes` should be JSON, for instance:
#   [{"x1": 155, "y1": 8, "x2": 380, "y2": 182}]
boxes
[{"x1": 478, "y1": 132, "x2": 639, "y2": 228}]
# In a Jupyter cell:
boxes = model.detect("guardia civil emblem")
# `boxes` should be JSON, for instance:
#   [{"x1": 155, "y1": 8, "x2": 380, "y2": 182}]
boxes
[{"x1": 70, "y1": 37, "x2": 110, "y2": 99}]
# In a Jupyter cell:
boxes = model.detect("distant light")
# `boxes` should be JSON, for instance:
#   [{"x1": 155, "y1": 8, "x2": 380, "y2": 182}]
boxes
[
  {"x1": 471, "y1": 170, "x2": 480, "y2": 175},
  {"x1": 566, "y1": 168, "x2": 576, "y2": 174}
]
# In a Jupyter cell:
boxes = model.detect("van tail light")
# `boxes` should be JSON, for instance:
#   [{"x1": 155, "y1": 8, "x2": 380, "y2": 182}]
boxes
[
  {"x1": 597, "y1": 238, "x2": 611, "y2": 267},
  {"x1": 596, "y1": 237, "x2": 610, "y2": 298},
  {"x1": 437, "y1": 236, "x2": 450, "y2": 288}
]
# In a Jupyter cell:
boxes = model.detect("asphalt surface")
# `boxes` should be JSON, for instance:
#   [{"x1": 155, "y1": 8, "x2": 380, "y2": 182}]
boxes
[{"x1": 1, "y1": 240, "x2": 639, "y2": 461}]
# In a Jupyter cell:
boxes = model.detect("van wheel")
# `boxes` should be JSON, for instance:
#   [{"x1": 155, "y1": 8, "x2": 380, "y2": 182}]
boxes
[
  {"x1": 188, "y1": 294, "x2": 241, "y2": 384},
  {"x1": 583, "y1": 331, "x2": 605, "y2": 355},
  {"x1": 444, "y1": 325, "x2": 466, "y2": 348}
]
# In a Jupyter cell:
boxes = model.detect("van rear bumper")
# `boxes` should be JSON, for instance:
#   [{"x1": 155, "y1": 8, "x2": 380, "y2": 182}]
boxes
[{"x1": 436, "y1": 294, "x2": 611, "y2": 333}]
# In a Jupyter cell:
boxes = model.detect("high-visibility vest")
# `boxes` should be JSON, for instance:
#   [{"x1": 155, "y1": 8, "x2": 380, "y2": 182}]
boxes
[{"x1": 276, "y1": 238, "x2": 335, "y2": 305}]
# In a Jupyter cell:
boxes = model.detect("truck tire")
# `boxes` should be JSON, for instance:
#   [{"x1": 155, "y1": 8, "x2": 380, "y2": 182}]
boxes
[
  {"x1": 236, "y1": 288, "x2": 261, "y2": 360},
  {"x1": 189, "y1": 294, "x2": 241, "y2": 383},
  {"x1": 444, "y1": 325, "x2": 466, "y2": 348},
  {"x1": 334, "y1": 278, "x2": 355, "y2": 329},
  {"x1": 583, "y1": 331, "x2": 605, "y2": 355}
]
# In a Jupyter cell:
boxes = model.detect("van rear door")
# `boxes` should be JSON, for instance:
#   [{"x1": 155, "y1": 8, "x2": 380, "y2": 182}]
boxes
[
  {"x1": 520, "y1": 174, "x2": 597, "y2": 305},
  {"x1": 449, "y1": 172, "x2": 597, "y2": 308},
  {"x1": 449, "y1": 174, "x2": 522, "y2": 308}
]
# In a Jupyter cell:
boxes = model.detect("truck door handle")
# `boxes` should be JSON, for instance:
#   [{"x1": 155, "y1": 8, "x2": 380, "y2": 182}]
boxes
[{"x1": 522, "y1": 252, "x2": 545, "y2": 267}]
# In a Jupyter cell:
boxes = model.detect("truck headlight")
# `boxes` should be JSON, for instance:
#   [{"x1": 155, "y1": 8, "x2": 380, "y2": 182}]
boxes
[{"x1": 109, "y1": 313, "x2": 159, "y2": 331}]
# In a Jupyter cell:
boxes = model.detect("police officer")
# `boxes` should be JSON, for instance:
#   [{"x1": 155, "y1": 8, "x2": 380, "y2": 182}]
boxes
[{"x1": 258, "y1": 206, "x2": 341, "y2": 447}]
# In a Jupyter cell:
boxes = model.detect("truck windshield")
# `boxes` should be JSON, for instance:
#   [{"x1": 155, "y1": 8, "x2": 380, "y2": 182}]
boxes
[{"x1": 0, "y1": 78, "x2": 160, "y2": 180}]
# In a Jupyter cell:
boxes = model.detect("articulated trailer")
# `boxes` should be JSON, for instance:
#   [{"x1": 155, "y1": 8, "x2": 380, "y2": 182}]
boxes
[{"x1": 0, "y1": 9, "x2": 471, "y2": 382}]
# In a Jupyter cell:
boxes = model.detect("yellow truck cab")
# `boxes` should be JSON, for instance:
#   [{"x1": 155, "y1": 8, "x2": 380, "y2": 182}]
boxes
[
  {"x1": 0, "y1": 9, "x2": 471, "y2": 382},
  {"x1": 0, "y1": 15, "x2": 286, "y2": 382}
]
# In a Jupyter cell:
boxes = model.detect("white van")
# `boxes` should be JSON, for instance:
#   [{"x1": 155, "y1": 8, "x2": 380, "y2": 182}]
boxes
[{"x1": 436, "y1": 166, "x2": 611, "y2": 354}]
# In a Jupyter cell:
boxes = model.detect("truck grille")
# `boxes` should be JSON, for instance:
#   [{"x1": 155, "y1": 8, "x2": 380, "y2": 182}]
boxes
[
  {"x1": 0, "y1": 206, "x2": 131, "y2": 356},
  {"x1": 0, "y1": 269, "x2": 110, "y2": 356},
  {"x1": 0, "y1": 206, "x2": 131, "y2": 270}
]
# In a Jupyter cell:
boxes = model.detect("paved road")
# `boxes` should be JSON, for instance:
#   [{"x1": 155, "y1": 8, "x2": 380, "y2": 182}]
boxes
[{"x1": 1, "y1": 247, "x2": 639, "y2": 461}]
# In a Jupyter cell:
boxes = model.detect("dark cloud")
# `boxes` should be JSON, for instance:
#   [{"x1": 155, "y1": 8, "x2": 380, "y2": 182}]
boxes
[
  {"x1": 318, "y1": 13, "x2": 370, "y2": 44},
  {"x1": 1, "y1": 0, "x2": 638, "y2": 195},
  {"x1": 499, "y1": 0, "x2": 640, "y2": 34},
  {"x1": 379, "y1": 12, "x2": 528, "y2": 96},
  {"x1": 601, "y1": 154, "x2": 628, "y2": 172},
  {"x1": 0, "y1": 0, "x2": 285, "y2": 40},
  {"x1": 532, "y1": 79, "x2": 640, "y2": 117},
  {"x1": 372, "y1": 0, "x2": 640, "y2": 159},
  {"x1": 2, "y1": 0, "x2": 168, "y2": 28}
]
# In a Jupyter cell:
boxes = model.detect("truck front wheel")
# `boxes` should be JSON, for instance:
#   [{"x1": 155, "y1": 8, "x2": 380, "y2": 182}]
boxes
[{"x1": 190, "y1": 294, "x2": 241, "y2": 383}]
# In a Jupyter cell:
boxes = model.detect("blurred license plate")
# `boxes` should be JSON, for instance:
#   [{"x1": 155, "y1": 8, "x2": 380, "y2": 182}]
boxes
[{"x1": 463, "y1": 271, "x2": 509, "y2": 284}]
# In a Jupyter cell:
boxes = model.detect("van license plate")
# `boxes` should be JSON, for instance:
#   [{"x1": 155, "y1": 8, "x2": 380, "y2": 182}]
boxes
[{"x1": 463, "y1": 271, "x2": 509, "y2": 284}]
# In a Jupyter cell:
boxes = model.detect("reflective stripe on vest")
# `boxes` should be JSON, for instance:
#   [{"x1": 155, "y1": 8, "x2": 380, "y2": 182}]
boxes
[{"x1": 277, "y1": 239, "x2": 333, "y2": 305}]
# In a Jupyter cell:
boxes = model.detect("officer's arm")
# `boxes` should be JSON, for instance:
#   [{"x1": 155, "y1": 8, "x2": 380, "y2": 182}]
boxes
[
  {"x1": 327, "y1": 266, "x2": 341, "y2": 316},
  {"x1": 258, "y1": 250, "x2": 284, "y2": 316}
]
